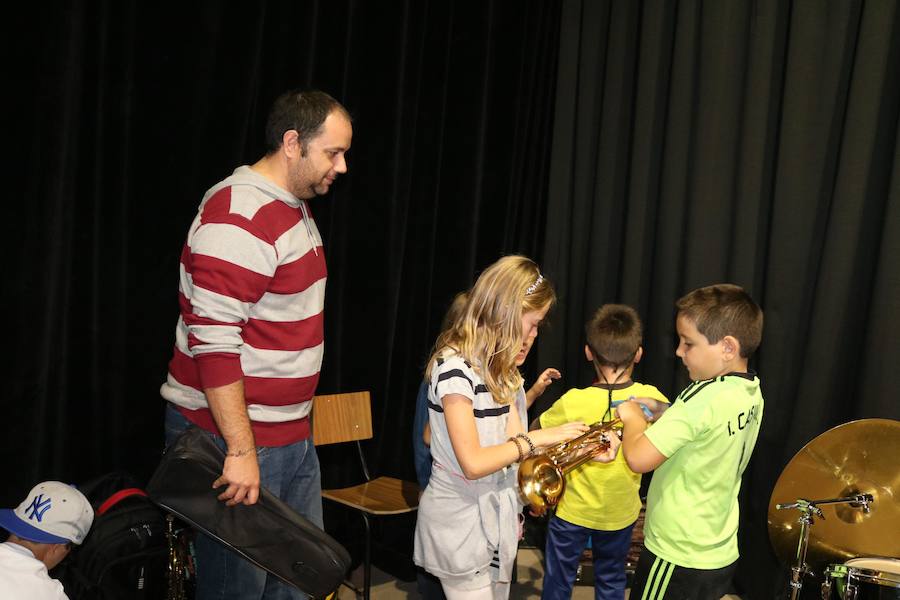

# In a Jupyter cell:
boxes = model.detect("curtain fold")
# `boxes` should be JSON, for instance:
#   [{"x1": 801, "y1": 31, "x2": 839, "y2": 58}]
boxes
[{"x1": 541, "y1": 1, "x2": 900, "y2": 597}]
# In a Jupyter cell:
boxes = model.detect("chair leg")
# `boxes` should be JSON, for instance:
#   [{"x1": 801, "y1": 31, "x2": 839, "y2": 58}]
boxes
[{"x1": 362, "y1": 513, "x2": 372, "y2": 600}]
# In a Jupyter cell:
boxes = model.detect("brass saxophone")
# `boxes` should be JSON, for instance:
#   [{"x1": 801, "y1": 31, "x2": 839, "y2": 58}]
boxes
[
  {"x1": 165, "y1": 514, "x2": 188, "y2": 600},
  {"x1": 517, "y1": 419, "x2": 622, "y2": 515}
]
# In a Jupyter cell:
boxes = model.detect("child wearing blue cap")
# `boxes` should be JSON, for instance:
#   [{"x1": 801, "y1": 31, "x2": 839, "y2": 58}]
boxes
[{"x1": 0, "y1": 481, "x2": 94, "y2": 599}]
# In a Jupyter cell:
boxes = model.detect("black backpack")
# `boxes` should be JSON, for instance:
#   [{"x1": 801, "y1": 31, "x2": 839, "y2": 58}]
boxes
[{"x1": 53, "y1": 471, "x2": 171, "y2": 600}]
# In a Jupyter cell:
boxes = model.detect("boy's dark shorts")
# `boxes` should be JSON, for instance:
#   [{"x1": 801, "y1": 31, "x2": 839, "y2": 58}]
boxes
[{"x1": 630, "y1": 546, "x2": 737, "y2": 600}]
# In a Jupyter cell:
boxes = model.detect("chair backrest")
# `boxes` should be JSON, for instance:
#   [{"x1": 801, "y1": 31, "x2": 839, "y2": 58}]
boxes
[{"x1": 312, "y1": 391, "x2": 373, "y2": 446}]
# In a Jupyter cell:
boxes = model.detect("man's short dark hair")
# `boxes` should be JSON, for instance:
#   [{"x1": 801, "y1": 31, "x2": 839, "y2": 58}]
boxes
[
  {"x1": 585, "y1": 304, "x2": 643, "y2": 369},
  {"x1": 264, "y1": 89, "x2": 350, "y2": 155},
  {"x1": 676, "y1": 284, "x2": 763, "y2": 358}
]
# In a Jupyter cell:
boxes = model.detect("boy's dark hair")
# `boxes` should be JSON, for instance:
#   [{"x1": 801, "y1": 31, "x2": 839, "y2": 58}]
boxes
[
  {"x1": 676, "y1": 284, "x2": 763, "y2": 358},
  {"x1": 585, "y1": 304, "x2": 642, "y2": 368},
  {"x1": 264, "y1": 89, "x2": 351, "y2": 155}
]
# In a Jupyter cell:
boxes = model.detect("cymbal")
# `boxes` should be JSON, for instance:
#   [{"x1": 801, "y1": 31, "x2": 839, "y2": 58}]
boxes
[{"x1": 767, "y1": 418, "x2": 900, "y2": 575}]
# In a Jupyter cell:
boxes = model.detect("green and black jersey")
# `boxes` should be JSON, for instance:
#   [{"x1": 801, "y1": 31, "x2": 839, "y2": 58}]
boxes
[{"x1": 643, "y1": 373, "x2": 764, "y2": 569}]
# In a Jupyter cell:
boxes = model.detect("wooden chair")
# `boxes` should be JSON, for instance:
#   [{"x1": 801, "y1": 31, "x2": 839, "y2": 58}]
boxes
[{"x1": 313, "y1": 391, "x2": 421, "y2": 600}]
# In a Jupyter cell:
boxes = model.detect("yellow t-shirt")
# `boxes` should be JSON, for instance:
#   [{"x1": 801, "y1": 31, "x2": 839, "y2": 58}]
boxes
[{"x1": 539, "y1": 383, "x2": 669, "y2": 530}]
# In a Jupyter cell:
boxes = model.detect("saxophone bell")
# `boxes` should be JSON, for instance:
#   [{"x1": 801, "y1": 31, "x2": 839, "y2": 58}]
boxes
[{"x1": 517, "y1": 419, "x2": 622, "y2": 515}]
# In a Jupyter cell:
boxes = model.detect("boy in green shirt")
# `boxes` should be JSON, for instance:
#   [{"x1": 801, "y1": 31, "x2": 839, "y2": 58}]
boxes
[
  {"x1": 618, "y1": 284, "x2": 764, "y2": 600},
  {"x1": 534, "y1": 304, "x2": 669, "y2": 600}
]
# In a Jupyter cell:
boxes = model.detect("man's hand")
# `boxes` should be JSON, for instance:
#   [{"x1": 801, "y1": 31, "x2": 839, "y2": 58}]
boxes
[
  {"x1": 203, "y1": 380, "x2": 260, "y2": 506},
  {"x1": 213, "y1": 452, "x2": 260, "y2": 506}
]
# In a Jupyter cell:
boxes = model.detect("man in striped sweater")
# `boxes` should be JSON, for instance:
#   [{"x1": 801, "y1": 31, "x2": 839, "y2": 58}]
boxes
[{"x1": 160, "y1": 89, "x2": 352, "y2": 600}]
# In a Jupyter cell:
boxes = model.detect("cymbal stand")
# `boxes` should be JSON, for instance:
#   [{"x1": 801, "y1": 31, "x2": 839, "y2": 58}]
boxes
[{"x1": 776, "y1": 494, "x2": 873, "y2": 600}]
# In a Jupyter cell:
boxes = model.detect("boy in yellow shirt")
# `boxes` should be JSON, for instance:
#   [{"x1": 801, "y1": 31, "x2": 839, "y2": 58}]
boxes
[{"x1": 534, "y1": 304, "x2": 669, "y2": 600}]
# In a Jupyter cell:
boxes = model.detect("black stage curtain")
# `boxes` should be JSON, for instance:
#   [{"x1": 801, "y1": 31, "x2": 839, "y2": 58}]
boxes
[
  {"x1": 6, "y1": 0, "x2": 900, "y2": 594},
  {"x1": 539, "y1": 1, "x2": 900, "y2": 598},
  {"x1": 3, "y1": 0, "x2": 561, "y2": 552}
]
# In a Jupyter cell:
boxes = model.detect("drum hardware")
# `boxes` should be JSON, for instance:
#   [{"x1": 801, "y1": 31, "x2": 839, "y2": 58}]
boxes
[
  {"x1": 767, "y1": 419, "x2": 900, "y2": 600},
  {"x1": 776, "y1": 495, "x2": 874, "y2": 600},
  {"x1": 517, "y1": 419, "x2": 622, "y2": 515},
  {"x1": 822, "y1": 558, "x2": 900, "y2": 600}
]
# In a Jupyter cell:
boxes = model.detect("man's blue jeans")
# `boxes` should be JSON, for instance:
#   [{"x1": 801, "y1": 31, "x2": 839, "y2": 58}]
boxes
[{"x1": 164, "y1": 403, "x2": 323, "y2": 600}]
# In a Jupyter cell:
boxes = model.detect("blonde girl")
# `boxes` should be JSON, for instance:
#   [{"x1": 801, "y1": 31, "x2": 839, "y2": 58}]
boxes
[{"x1": 414, "y1": 256, "x2": 607, "y2": 600}]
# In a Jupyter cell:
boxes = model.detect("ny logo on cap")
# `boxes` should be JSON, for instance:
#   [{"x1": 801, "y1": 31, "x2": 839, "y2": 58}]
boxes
[{"x1": 25, "y1": 494, "x2": 52, "y2": 522}]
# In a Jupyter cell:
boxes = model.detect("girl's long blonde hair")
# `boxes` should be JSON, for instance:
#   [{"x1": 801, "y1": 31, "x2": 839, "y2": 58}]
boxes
[{"x1": 427, "y1": 255, "x2": 555, "y2": 405}]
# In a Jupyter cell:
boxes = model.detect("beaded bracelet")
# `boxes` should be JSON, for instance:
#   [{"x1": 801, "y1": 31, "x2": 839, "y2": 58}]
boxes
[
  {"x1": 515, "y1": 432, "x2": 536, "y2": 455},
  {"x1": 508, "y1": 436, "x2": 526, "y2": 462}
]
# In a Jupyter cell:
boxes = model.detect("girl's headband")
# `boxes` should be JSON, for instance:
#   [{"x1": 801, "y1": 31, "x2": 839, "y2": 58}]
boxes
[{"x1": 525, "y1": 274, "x2": 544, "y2": 296}]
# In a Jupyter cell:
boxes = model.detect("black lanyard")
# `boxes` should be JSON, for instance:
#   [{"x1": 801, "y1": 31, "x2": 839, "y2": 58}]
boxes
[{"x1": 592, "y1": 377, "x2": 632, "y2": 423}]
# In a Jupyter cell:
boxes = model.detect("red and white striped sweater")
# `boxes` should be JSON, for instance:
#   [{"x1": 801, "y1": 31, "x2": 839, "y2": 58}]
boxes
[{"x1": 161, "y1": 166, "x2": 326, "y2": 446}]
